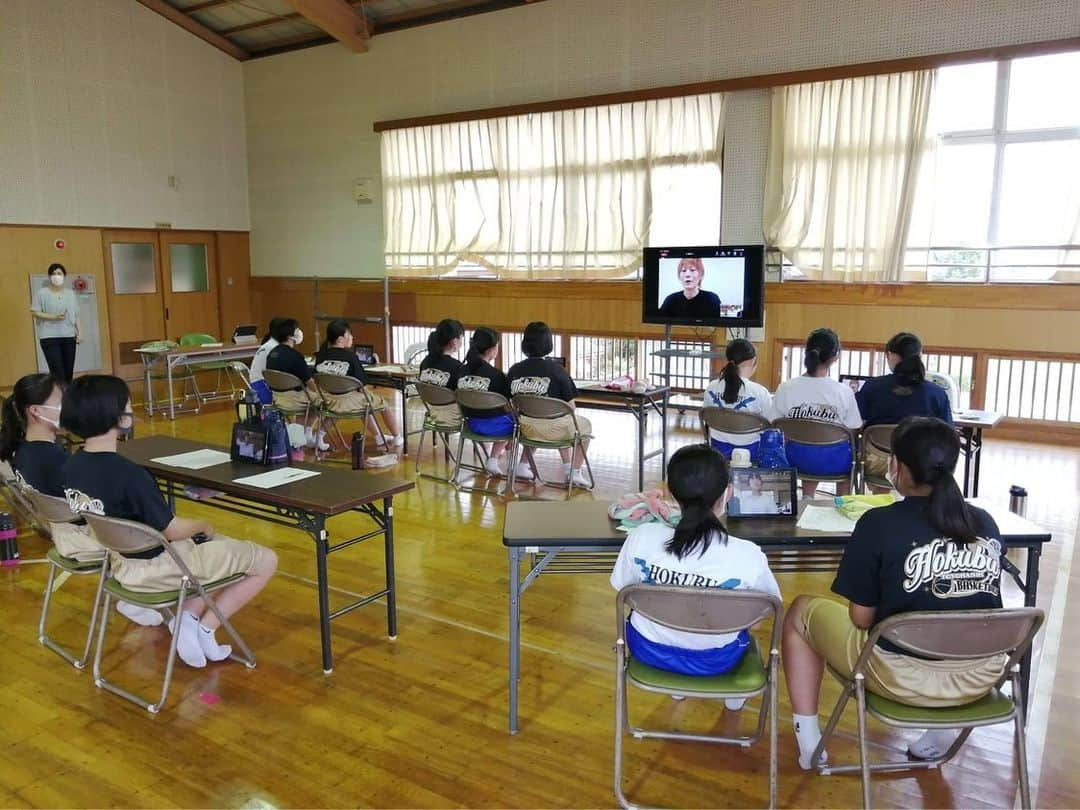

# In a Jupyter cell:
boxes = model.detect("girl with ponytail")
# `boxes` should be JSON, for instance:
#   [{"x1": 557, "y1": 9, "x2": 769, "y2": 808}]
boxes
[
  {"x1": 458, "y1": 327, "x2": 513, "y2": 477},
  {"x1": 702, "y1": 338, "x2": 773, "y2": 458},
  {"x1": 611, "y1": 444, "x2": 781, "y2": 680},
  {"x1": 418, "y1": 318, "x2": 466, "y2": 428},
  {"x1": 856, "y1": 331, "x2": 953, "y2": 428},
  {"x1": 1, "y1": 373, "x2": 66, "y2": 495},
  {"x1": 782, "y1": 416, "x2": 1006, "y2": 770}
]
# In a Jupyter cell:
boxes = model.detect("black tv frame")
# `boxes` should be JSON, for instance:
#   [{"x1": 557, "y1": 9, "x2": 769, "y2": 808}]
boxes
[{"x1": 641, "y1": 244, "x2": 765, "y2": 329}]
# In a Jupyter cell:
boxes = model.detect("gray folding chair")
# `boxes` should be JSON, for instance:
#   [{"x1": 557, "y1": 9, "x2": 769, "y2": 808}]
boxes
[
  {"x1": 858, "y1": 423, "x2": 897, "y2": 493},
  {"x1": 314, "y1": 372, "x2": 388, "y2": 461},
  {"x1": 511, "y1": 394, "x2": 594, "y2": 498},
  {"x1": 772, "y1": 417, "x2": 858, "y2": 494},
  {"x1": 699, "y1": 407, "x2": 771, "y2": 454},
  {"x1": 414, "y1": 381, "x2": 463, "y2": 483},
  {"x1": 263, "y1": 368, "x2": 316, "y2": 423},
  {"x1": 812, "y1": 608, "x2": 1045, "y2": 809},
  {"x1": 614, "y1": 585, "x2": 783, "y2": 809},
  {"x1": 0, "y1": 460, "x2": 40, "y2": 531},
  {"x1": 84, "y1": 514, "x2": 256, "y2": 714},
  {"x1": 25, "y1": 489, "x2": 108, "y2": 669},
  {"x1": 453, "y1": 389, "x2": 517, "y2": 495}
]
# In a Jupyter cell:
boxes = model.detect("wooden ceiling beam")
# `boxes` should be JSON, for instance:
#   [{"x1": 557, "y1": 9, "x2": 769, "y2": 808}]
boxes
[
  {"x1": 182, "y1": 0, "x2": 239, "y2": 13},
  {"x1": 135, "y1": 0, "x2": 249, "y2": 60},
  {"x1": 282, "y1": 0, "x2": 368, "y2": 52}
]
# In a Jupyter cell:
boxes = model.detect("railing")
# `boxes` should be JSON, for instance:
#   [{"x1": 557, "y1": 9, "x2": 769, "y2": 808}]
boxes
[{"x1": 985, "y1": 356, "x2": 1080, "y2": 423}]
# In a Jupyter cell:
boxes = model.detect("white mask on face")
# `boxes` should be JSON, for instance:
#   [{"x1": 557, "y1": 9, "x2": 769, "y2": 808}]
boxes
[
  {"x1": 885, "y1": 457, "x2": 897, "y2": 490},
  {"x1": 49, "y1": 273, "x2": 65, "y2": 287},
  {"x1": 35, "y1": 404, "x2": 62, "y2": 431},
  {"x1": 293, "y1": 329, "x2": 304, "y2": 346}
]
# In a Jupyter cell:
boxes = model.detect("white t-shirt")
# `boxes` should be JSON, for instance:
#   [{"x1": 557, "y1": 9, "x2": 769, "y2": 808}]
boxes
[
  {"x1": 249, "y1": 338, "x2": 278, "y2": 382},
  {"x1": 771, "y1": 374, "x2": 862, "y2": 429},
  {"x1": 702, "y1": 377, "x2": 773, "y2": 446},
  {"x1": 610, "y1": 522, "x2": 781, "y2": 650}
]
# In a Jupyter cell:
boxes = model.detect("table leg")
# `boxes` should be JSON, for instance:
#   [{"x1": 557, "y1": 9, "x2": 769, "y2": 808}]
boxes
[
  {"x1": 314, "y1": 516, "x2": 333, "y2": 674},
  {"x1": 960, "y1": 426, "x2": 973, "y2": 498},
  {"x1": 384, "y1": 497, "x2": 397, "y2": 640},
  {"x1": 636, "y1": 400, "x2": 646, "y2": 492},
  {"x1": 971, "y1": 427, "x2": 984, "y2": 498},
  {"x1": 144, "y1": 360, "x2": 154, "y2": 417},
  {"x1": 400, "y1": 383, "x2": 409, "y2": 456},
  {"x1": 167, "y1": 356, "x2": 176, "y2": 420},
  {"x1": 508, "y1": 546, "x2": 522, "y2": 734},
  {"x1": 1020, "y1": 543, "x2": 1042, "y2": 720}
]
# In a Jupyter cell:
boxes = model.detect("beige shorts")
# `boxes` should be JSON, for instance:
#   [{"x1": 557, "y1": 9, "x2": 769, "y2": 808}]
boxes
[
  {"x1": 110, "y1": 534, "x2": 272, "y2": 593},
  {"x1": 864, "y1": 444, "x2": 890, "y2": 478},
  {"x1": 425, "y1": 402, "x2": 462, "y2": 428},
  {"x1": 798, "y1": 597, "x2": 1006, "y2": 707},
  {"x1": 519, "y1": 413, "x2": 593, "y2": 443},
  {"x1": 273, "y1": 388, "x2": 321, "y2": 413},
  {"x1": 323, "y1": 388, "x2": 385, "y2": 415},
  {"x1": 51, "y1": 522, "x2": 105, "y2": 562}
]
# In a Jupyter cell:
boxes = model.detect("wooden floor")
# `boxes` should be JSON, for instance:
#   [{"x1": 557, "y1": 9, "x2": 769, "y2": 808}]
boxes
[{"x1": 1, "y1": 399, "x2": 1077, "y2": 808}]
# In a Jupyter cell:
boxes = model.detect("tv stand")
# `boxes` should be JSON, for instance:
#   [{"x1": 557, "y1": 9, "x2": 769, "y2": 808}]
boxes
[{"x1": 650, "y1": 325, "x2": 726, "y2": 413}]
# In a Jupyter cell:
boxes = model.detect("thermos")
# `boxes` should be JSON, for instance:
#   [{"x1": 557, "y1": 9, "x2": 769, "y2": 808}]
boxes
[
  {"x1": 0, "y1": 512, "x2": 19, "y2": 567},
  {"x1": 351, "y1": 432, "x2": 366, "y2": 470},
  {"x1": 1009, "y1": 485, "x2": 1028, "y2": 517}
]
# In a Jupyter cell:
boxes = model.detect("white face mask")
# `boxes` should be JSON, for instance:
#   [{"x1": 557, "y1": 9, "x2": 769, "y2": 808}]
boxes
[
  {"x1": 35, "y1": 404, "x2": 62, "y2": 431},
  {"x1": 293, "y1": 329, "x2": 304, "y2": 346},
  {"x1": 885, "y1": 458, "x2": 897, "y2": 490},
  {"x1": 49, "y1": 273, "x2": 65, "y2": 287}
]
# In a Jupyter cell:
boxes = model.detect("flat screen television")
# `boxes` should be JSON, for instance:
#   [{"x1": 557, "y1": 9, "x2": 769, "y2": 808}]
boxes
[{"x1": 642, "y1": 245, "x2": 765, "y2": 328}]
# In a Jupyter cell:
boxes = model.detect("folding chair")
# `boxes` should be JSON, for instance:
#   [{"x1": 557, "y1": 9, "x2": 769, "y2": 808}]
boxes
[
  {"x1": 699, "y1": 407, "x2": 771, "y2": 459},
  {"x1": 23, "y1": 489, "x2": 107, "y2": 669},
  {"x1": 263, "y1": 368, "x2": 317, "y2": 431},
  {"x1": 179, "y1": 332, "x2": 240, "y2": 401},
  {"x1": 453, "y1": 389, "x2": 517, "y2": 494},
  {"x1": 614, "y1": 585, "x2": 783, "y2": 809},
  {"x1": 140, "y1": 339, "x2": 201, "y2": 415},
  {"x1": 858, "y1": 423, "x2": 897, "y2": 493},
  {"x1": 414, "y1": 381, "x2": 464, "y2": 483},
  {"x1": 812, "y1": 608, "x2": 1045, "y2": 809},
  {"x1": 84, "y1": 514, "x2": 256, "y2": 714},
  {"x1": 313, "y1": 372, "x2": 389, "y2": 461},
  {"x1": 0, "y1": 460, "x2": 40, "y2": 531},
  {"x1": 511, "y1": 394, "x2": 594, "y2": 498},
  {"x1": 772, "y1": 417, "x2": 857, "y2": 495}
]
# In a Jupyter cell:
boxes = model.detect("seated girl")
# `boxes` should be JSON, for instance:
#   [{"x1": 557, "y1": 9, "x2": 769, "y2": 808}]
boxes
[
  {"x1": 703, "y1": 338, "x2": 773, "y2": 461},
  {"x1": 314, "y1": 318, "x2": 403, "y2": 448},
  {"x1": 1, "y1": 373, "x2": 162, "y2": 627},
  {"x1": 506, "y1": 322, "x2": 590, "y2": 487},
  {"x1": 60, "y1": 375, "x2": 278, "y2": 669},
  {"x1": 248, "y1": 317, "x2": 284, "y2": 405},
  {"x1": 418, "y1": 318, "x2": 465, "y2": 427},
  {"x1": 782, "y1": 416, "x2": 1007, "y2": 769},
  {"x1": 457, "y1": 327, "x2": 513, "y2": 478},
  {"x1": 265, "y1": 317, "x2": 326, "y2": 450},
  {"x1": 610, "y1": 444, "x2": 781, "y2": 694},
  {"x1": 771, "y1": 328, "x2": 862, "y2": 497}
]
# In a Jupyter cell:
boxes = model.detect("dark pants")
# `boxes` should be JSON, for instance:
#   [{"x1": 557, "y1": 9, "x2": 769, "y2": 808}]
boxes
[{"x1": 40, "y1": 337, "x2": 77, "y2": 382}]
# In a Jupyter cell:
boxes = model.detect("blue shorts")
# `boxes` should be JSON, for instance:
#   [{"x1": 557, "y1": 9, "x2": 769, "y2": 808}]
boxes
[
  {"x1": 710, "y1": 438, "x2": 761, "y2": 463},
  {"x1": 467, "y1": 414, "x2": 514, "y2": 438},
  {"x1": 626, "y1": 620, "x2": 750, "y2": 676},
  {"x1": 786, "y1": 440, "x2": 852, "y2": 477},
  {"x1": 251, "y1": 379, "x2": 273, "y2": 405}
]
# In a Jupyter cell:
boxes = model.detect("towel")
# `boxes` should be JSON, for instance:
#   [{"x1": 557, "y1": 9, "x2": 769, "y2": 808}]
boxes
[
  {"x1": 833, "y1": 493, "x2": 897, "y2": 521},
  {"x1": 608, "y1": 488, "x2": 681, "y2": 530}
]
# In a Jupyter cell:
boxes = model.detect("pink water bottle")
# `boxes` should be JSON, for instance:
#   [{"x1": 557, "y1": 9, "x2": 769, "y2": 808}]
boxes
[{"x1": 0, "y1": 513, "x2": 18, "y2": 567}]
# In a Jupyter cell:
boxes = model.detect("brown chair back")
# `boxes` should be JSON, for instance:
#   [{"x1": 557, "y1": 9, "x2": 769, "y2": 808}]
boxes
[
  {"x1": 699, "y1": 407, "x2": 771, "y2": 442},
  {"x1": 772, "y1": 417, "x2": 856, "y2": 448},
  {"x1": 415, "y1": 380, "x2": 458, "y2": 408},
  {"x1": 84, "y1": 513, "x2": 166, "y2": 557},
  {"x1": 25, "y1": 489, "x2": 81, "y2": 524},
  {"x1": 876, "y1": 608, "x2": 1044, "y2": 662},
  {"x1": 456, "y1": 389, "x2": 511, "y2": 413},
  {"x1": 512, "y1": 394, "x2": 574, "y2": 421},
  {"x1": 862, "y1": 423, "x2": 896, "y2": 456},
  {"x1": 314, "y1": 372, "x2": 363, "y2": 397},
  {"x1": 263, "y1": 369, "x2": 305, "y2": 393}
]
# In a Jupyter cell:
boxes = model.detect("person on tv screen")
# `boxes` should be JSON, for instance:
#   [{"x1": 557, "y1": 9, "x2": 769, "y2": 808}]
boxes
[{"x1": 658, "y1": 258, "x2": 723, "y2": 318}]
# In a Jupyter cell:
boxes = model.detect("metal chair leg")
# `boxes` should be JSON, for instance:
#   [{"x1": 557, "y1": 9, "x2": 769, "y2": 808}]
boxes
[{"x1": 855, "y1": 676, "x2": 871, "y2": 809}]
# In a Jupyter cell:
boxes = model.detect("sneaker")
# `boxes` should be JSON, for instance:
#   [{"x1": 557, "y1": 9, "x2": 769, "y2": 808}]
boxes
[
  {"x1": 513, "y1": 462, "x2": 534, "y2": 481},
  {"x1": 484, "y1": 457, "x2": 504, "y2": 477},
  {"x1": 391, "y1": 435, "x2": 404, "y2": 448},
  {"x1": 724, "y1": 697, "x2": 746, "y2": 711},
  {"x1": 290, "y1": 447, "x2": 305, "y2": 462},
  {"x1": 315, "y1": 431, "x2": 330, "y2": 452},
  {"x1": 570, "y1": 468, "x2": 591, "y2": 488}
]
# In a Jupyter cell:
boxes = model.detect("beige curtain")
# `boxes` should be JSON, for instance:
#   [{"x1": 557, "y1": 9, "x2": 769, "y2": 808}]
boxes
[
  {"x1": 763, "y1": 71, "x2": 935, "y2": 282},
  {"x1": 381, "y1": 93, "x2": 724, "y2": 279}
]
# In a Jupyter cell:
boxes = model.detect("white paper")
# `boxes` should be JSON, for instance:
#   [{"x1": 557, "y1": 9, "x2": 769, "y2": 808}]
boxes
[
  {"x1": 796, "y1": 504, "x2": 857, "y2": 533},
  {"x1": 150, "y1": 449, "x2": 233, "y2": 469},
  {"x1": 232, "y1": 467, "x2": 321, "y2": 489}
]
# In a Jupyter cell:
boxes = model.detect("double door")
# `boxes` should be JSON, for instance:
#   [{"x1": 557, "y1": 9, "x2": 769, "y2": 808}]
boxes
[{"x1": 102, "y1": 230, "x2": 220, "y2": 378}]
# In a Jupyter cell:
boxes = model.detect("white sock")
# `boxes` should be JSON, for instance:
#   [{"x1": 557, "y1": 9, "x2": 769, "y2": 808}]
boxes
[
  {"x1": 908, "y1": 728, "x2": 958, "y2": 760},
  {"x1": 198, "y1": 622, "x2": 233, "y2": 662},
  {"x1": 116, "y1": 601, "x2": 164, "y2": 627},
  {"x1": 725, "y1": 697, "x2": 746, "y2": 711},
  {"x1": 794, "y1": 713, "x2": 826, "y2": 769},
  {"x1": 173, "y1": 611, "x2": 207, "y2": 668},
  {"x1": 562, "y1": 462, "x2": 572, "y2": 480}
]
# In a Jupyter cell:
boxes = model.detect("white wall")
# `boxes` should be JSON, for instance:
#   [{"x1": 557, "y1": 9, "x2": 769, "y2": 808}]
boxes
[
  {"x1": 243, "y1": 0, "x2": 1080, "y2": 278},
  {"x1": 0, "y1": 0, "x2": 249, "y2": 230}
]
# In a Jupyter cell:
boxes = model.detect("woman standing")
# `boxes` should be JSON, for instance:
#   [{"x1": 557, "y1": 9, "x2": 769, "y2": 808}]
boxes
[{"x1": 30, "y1": 263, "x2": 80, "y2": 382}]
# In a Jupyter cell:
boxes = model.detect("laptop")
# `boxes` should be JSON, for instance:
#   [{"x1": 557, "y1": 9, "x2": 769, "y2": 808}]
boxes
[
  {"x1": 727, "y1": 467, "x2": 798, "y2": 519},
  {"x1": 354, "y1": 343, "x2": 376, "y2": 365},
  {"x1": 839, "y1": 373, "x2": 874, "y2": 394},
  {"x1": 232, "y1": 324, "x2": 259, "y2": 345}
]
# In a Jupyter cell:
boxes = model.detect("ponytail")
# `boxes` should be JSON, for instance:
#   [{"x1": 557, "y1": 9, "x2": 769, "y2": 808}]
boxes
[
  {"x1": 887, "y1": 332, "x2": 926, "y2": 387},
  {"x1": 720, "y1": 338, "x2": 756, "y2": 405},
  {"x1": 663, "y1": 444, "x2": 731, "y2": 560},
  {"x1": 928, "y1": 471, "x2": 979, "y2": 545},
  {"x1": 0, "y1": 373, "x2": 57, "y2": 461},
  {"x1": 465, "y1": 327, "x2": 500, "y2": 368},
  {"x1": 0, "y1": 396, "x2": 23, "y2": 462},
  {"x1": 804, "y1": 328, "x2": 840, "y2": 375},
  {"x1": 425, "y1": 318, "x2": 464, "y2": 363},
  {"x1": 666, "y1": 499, "x2": 727, "y2": 560}
]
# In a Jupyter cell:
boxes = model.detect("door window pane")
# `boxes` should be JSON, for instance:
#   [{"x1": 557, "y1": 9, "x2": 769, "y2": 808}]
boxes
[
  {"x1": 1007, "y1": 52, "x2": 1080, "y2": 130},
  {"x1": 111, "y1": 243, "x2": 157, "y2": 295},
  {"x1": 169, "y1": 243, "x2": 209, "y2": 293},
  {"x1": 934, "y1": 61, "x2": 997, "y2": 133}
]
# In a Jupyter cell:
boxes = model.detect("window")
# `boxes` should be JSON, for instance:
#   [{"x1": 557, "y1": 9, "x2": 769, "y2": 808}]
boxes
[
  {"x1": 905, "y1": 51, "x2": 1080, "y2": 282},
  {"x1": 111, "y1": 243, "x2": 157, "y2": 295}
]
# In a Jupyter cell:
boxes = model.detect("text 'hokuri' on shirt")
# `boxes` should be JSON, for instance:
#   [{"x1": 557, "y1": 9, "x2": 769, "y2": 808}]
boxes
[{"x1": 506, "y1": 357, "x2": 578, "y2": 402}]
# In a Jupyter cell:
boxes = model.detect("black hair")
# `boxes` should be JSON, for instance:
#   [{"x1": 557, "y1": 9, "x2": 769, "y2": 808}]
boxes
[
  {"x1": 425, "y1": 319, "x2": 464, "y2": 359},
  {"x1": 891, "y1": 416, "x2": 979, "y2": 544},
  {"x1": 325, "y1": 318, "x2": 351, "y2": 349},
  {"x1": 720, "y1": 338, "x2": 756, "y2": 405},
  {"x1": 60, "y1": 375, "x2": 131, "y2": 440},
  {"x1": 466, "y1": 326, "x2": 500, "y2": 368},
  {"x1": 47, "y1": 263, "x2": 67, "y2": 277},
  {"x1": 887, "y1": 332, "x2": 926, "y2": 388},
  {"x1": 0, "y1": 373, "x2": 59, "y2": 461},
  {"x1": 262, "y1": 316, "x2": 285, "y2": 344},
  {"x1": 271, "y1": 318, "x2": 300, "y2": 344},
  {"x1": 804, "y1": 327, "x2": 841, "y2": 375},
  {"x1": 664, "y1": 444, "x2": 730, "y2": 560},
  {"x1": 521, "y1": 321, "x2": 554, "y2": 358}
]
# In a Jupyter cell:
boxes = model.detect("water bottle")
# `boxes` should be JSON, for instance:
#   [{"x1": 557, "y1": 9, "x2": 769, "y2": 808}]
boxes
[
  {"x1": 1008, "y1": 485, "x2": 1028, "y2": 517},
  {"x1": 351, "y1": 431, "x2": 366, "y2": 470},
  {"x1": 0, "y1": 513, "x2": 19, "y2": 567}
]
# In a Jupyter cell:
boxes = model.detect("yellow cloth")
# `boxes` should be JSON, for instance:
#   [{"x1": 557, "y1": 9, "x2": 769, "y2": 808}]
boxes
[{"x1": 834, "y1": 493, "x2": 897, "y2": 521}]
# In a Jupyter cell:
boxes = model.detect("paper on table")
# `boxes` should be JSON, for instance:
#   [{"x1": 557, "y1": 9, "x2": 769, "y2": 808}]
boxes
[
  {"x1": 150, "y1": 449, "x2": 233, "y2": 469},
  {"x1": 796, "y1": 504, "x2": 857, "y2": 533},
  {"x1": 233, "y1": 467, "x2": 321, "y2": 489}
]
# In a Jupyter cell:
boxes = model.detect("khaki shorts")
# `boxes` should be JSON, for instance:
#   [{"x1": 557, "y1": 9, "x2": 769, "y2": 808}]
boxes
[
  {"x1": 273, "y1": 388, "x2": 321, "y2": 412},
  {"x1": 110, "y1": 534, "x2": 273, "y2": 593},
  {"x1": 519, "y1": 413, "x2": 593, "y2": 443},
  {"x1": 798, "y1": 597, "x2": 1006, "y2": 707},
  {"x1": 323, "y1": 388, "x2": 385, "y2": 415},
  {"x1": 425, "y1": 402, "x2": 462, "y2": 428},
  {"x1": 51, "y1": 522, "x2": 105, "y2": 562},
  {"x1": 864, "y1": 444, "x2": 890, "y2": 478}
]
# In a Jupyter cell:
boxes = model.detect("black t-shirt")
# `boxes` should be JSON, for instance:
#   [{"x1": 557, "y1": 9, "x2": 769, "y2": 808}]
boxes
[
  {"x1": 856, "y1": 373, "x2": 953, "y2": 426},
  {"x1": 11, "y1": 440, "x2": 68, "y2": 496},
  {"x1": 458, "y1": 359, "x2": 511, "y2": 418},
  {"x1": 831, "y1": 497, "x2": 1003, "y2": 654},
  {"x1": 419, "y1": 353, "x2": 464, "y2": 389},
  {"x1": 507, "y1": 357, "x2": 579, "y2": 402},
  {"x1": 314, "y1": 345, "x2": 367, "y2": 384},
  {"x1": 659, "y1": 289, "x2": 723, "y2": 318},
  {"x1": 266, "y1": 344, "x2": 312, "y2": 387},
  {"x1": 62, "y1": 450, "x2": 174, "y2": 532}
]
